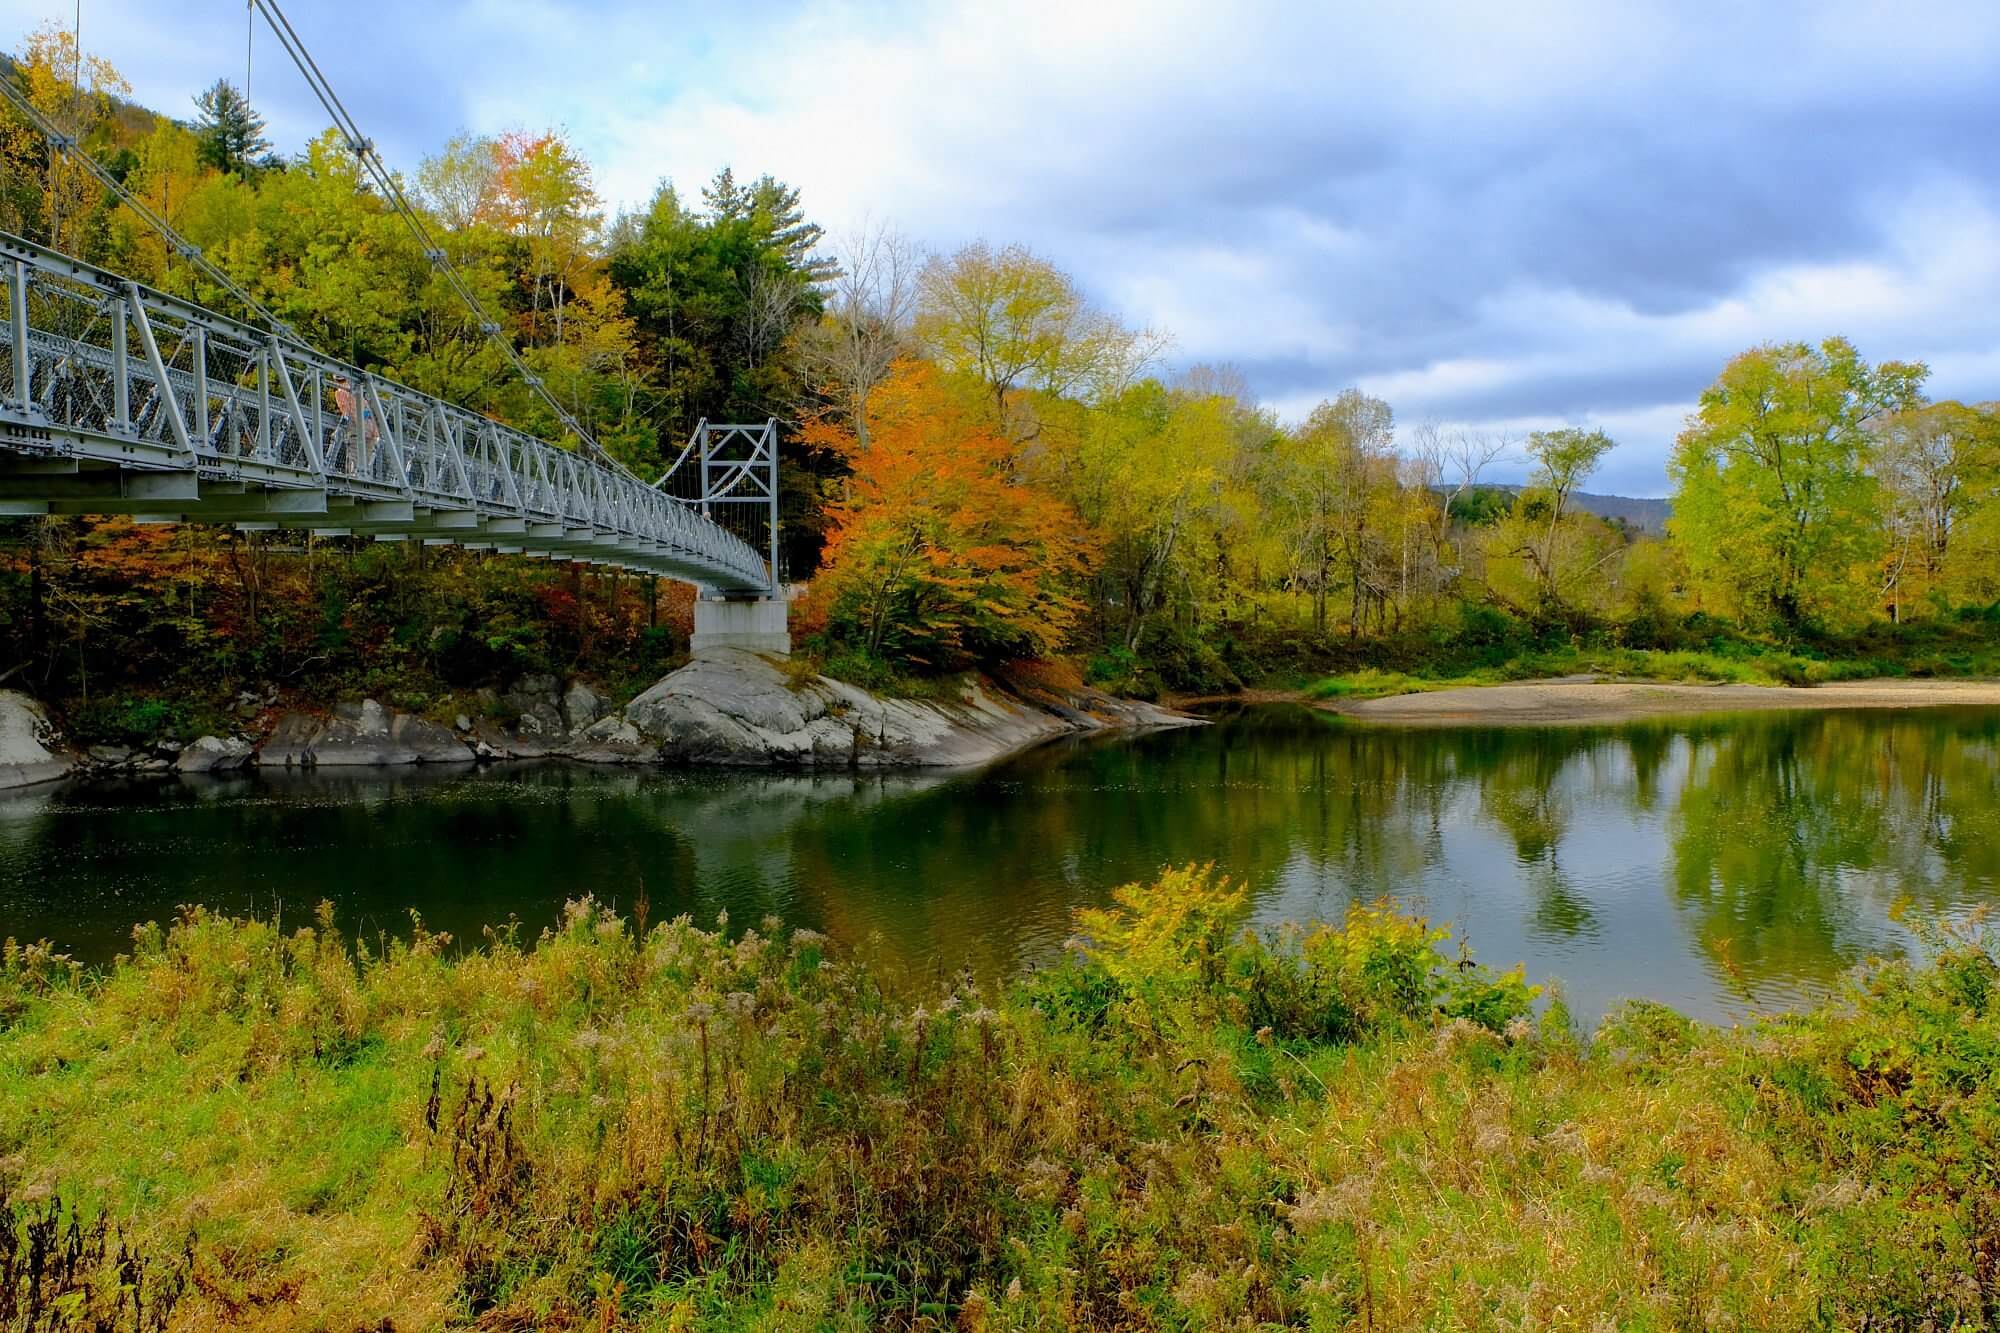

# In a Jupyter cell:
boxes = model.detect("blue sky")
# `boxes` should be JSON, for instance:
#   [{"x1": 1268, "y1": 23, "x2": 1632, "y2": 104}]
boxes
[{"x1": 10, "y1": 0, "x2": 2000, "y2": 494}]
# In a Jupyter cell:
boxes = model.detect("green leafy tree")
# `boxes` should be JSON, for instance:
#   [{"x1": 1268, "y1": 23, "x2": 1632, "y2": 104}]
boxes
[
  {"x1": 1669, "y1": 338, "x2": 1927, "y2": 628},
  {"x1": 1043, "y1": 377, "x2": 1257, "y2": 652},
  {"x1": 1504, "y1": 427, "x2": 1616, "y2": 620},
  {"x1": 607, "y1": 171, "x2": 827, "y2": 560},
  {"x1": 1264, "y1": 390, "x2": 1398, "y2": 635},
  {"x1": 915, "y1": 240, "x2": 1160, "y2": 437}
]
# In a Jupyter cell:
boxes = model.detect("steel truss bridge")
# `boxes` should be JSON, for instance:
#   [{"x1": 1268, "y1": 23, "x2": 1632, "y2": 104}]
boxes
[{"x1": 0, "y1": 232, "x2": 778, "y2": 595}]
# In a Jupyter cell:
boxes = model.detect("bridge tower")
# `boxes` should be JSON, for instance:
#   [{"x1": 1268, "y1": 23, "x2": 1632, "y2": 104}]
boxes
[{"x1": 674, "y1": 419, "x2": 790, "y2": 655}]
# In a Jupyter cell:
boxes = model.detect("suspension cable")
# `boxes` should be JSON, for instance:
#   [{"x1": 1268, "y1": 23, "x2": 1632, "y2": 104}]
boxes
[
  {"x1": 0, "y1": 73, "x2": 300, "y2": 340},
  {"x1": 248, "y1": 0, "x2": 625, "y2": 472}
]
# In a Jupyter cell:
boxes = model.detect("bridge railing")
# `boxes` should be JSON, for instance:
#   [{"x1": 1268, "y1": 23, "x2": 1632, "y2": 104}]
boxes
[{"x1": 0, "y1": 232, "x2": 770, "y2": 590}]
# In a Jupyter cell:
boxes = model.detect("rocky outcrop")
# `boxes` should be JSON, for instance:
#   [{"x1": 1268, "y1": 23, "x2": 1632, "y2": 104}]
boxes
[
  {"x1": 461, "y1": 674, "x2": 616, "y2": 759},
  {"x1": 0, "y1": 690, "x2": 74, "y2": 789},
  {"x1": 562, "y1": 681, "x2": 605, "y2": 732},
  {"x1": 80, "y1": 744, "x2": 173, "y2": 775},
  {"x1": 619, "y1": 649, "x2": 1198, "y2": 768},
  {"x1": 567, "y1": 714, "x2": 661, "y2": 765},
  {"x1": 174, "y1": 735, "x2": 254, "y2": 773},
  {"x1": 256, "y1": 700, "x2": 473, "y2": 768},
  {"x1": 311, "y1": 700, "x2": 417, "y2": 766},
  {"x1": 259, "y1": 711, "x2": 321, "y2": 768},
  {"x1": 24, "y1": 663, "x2": 1188, "y2": 783},
  {"x1": 391, "y1": 713, "x2": 476, "y2": 764}
]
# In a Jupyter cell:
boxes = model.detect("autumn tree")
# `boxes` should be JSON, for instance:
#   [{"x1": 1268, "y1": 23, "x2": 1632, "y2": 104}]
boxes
[
  {"x1": 110, "y1": 119, "x2": 203, "y2": 281},
  {"x1": 0, "y1": 22, "x2": 130, "y2": 254},
  {"x1": 1265, "y1": 390, "x2": 1397, "y2": 634},
  {"x1": 1669, "y1": 338, "x2": 1926, "y2": 628},
  {"x1": 915, "y1": 241, "x2": 1159, "y2": 437},
  {"x1": 1501, "y1": 427, "x2": 1617, "y2": 620},
  {"x1": 487, "y1": 130, "x2": 602, "y2": 346},
  {"x1": 804, "y1": 361, "x2": 1090, "y2": 671},
  {"x1": 1875, "y1": 400, "x2": 2000, "y2": 612},
  {"x1": 416, "y1": 131, "x2": 501, "y2": 233},
  {"x1": 178, "y1": 128, "x2": 430, "y2": 367},
  {"x1": 1038, "y1": 376, "x2": 1259, "y2": 652}
]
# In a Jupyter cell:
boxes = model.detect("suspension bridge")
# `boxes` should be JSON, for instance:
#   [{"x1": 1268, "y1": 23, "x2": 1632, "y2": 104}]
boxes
[
  {"x1": 0, "y1": 0, "x2": 793, "y2": 654},
  {"x1": 0, "y1": 232, "x2": 792, "y2": 651}
]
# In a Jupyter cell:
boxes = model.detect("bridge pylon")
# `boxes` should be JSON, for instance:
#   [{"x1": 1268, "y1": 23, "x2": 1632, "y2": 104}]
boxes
[{"x1": 664, "y1": 419, "x2": 789, "y2": 656}]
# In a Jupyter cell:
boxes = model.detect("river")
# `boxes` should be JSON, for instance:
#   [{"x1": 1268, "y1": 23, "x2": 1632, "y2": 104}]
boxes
[{"x1": 5, "y1": 704, "x2": 1997, "y2": 1023}]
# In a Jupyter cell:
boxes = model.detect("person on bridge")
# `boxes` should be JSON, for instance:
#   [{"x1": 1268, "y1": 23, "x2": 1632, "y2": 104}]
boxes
[{"x1": 333, "y1": 373, "x2": 379, "y2": 471}]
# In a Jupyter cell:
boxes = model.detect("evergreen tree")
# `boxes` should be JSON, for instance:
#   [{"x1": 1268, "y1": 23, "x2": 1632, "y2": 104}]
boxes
[
  {"x1": 191, "y1": 78, "x2": 269, "y2": 176},
  {"x1": 748, "y1": 174, "x2": 832, "y2": 279},
  {"x1": 700, "y1": 166, "x2": 748, "y2": 221}
]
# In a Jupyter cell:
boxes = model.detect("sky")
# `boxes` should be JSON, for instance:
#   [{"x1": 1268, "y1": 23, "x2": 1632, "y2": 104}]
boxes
[{"x1": 9, "y1": 0, "x2": 2000, "y2": 495}]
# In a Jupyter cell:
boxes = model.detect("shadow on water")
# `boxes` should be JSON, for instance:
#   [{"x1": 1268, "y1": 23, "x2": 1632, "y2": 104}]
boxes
[{"x1": 4, "y1": 703, "x2": 1997, "y2": 1023}]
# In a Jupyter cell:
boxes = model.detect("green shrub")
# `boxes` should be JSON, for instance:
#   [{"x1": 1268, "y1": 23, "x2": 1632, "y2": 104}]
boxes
[{"x1": 67, "y1": 692, "x2": 228, "y2": 747}]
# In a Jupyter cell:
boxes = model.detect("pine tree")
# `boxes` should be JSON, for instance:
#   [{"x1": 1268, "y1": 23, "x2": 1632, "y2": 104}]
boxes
[
  {"x1": 748, "y1": 174, "x2": 833, "y2": 280},
  {"x1": 700, "y1": 166, "x2": 749, "y2": 222},
  {"x1": 192, "y1": 79, "x2": 270, "y2": 176}
]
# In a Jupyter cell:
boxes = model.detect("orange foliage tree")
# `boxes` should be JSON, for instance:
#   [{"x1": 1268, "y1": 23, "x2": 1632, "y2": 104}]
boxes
[{"x1": 803, "y1": 361, "x2": 1091, "y2": 672}]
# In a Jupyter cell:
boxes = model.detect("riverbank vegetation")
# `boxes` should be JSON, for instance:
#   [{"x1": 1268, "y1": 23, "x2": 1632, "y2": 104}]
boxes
[
  {"x1": 2, "y1": 22, "x2": 1999, "y2": 739},
  {"x1": 1300, "y1": 610, "x2": 2000, "y2": 702},
  {"x1": 3, "y1": 873, "x2": 1995, "y2": 1328}
]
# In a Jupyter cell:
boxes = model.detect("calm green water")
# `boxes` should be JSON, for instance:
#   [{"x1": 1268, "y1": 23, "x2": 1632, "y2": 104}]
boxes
[{"x1": 4, "y1": 705, "x2": 1997, "y2": 1023}]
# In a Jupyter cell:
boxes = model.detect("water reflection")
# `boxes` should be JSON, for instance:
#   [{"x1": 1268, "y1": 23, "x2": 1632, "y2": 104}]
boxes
[{"x1": 3, "y1": 706, "x2": 1995, "y2": 1023}]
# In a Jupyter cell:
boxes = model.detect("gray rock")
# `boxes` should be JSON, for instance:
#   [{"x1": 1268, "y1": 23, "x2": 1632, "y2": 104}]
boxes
[
  {"x1": 618, "y1": 648, "x2": 1198, "y2": 769},
  {"x1": 308, "y1": 699, "x2": 420, "y2": 766},
  {"x1": 504, "y1": 674, "x2": 566, "y2": 739},
  {"x1": 259, "y1": 711, "x2": 320, "y2": 767},
  {"x1": 260, "y1": 701, "x2": 473, "y2": 767},
  {"x1": 174, "y1": 735, "x2": 254, "y2": 773},
  {"x1": 0, "y1": 690, "x2": 75, "y2": 789},
  {"x1": 561, "y1": 681, "x2": 605, "y2": 731},
  {"x1": 87, "y1": 744, "x2": 135, "y2": 769},
  {"x1": 568, "y1": 714, "x2": 660, "y2": 765},
  {"x1": 390, "y1": 713, "x2": 474, "y2": 764},
  {"x1": 470, "y1": 717, "x2": 554, "y2": 760},
  {"x1": 454, "y1": 714, "x2": 473, "y2": 734}
]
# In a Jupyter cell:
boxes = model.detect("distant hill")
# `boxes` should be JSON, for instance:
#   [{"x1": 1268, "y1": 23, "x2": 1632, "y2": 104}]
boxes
[
  {"x1": 1451, "y1": 484, "x2": 1672, "y2": 533},
  {"x1": 0, "y1": 51, "x2": 173, "y2": 150}
]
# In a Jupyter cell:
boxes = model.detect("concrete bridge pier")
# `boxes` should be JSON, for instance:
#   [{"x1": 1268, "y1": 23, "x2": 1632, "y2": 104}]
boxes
[{"x1": 691, "y1": 595, "x2": 790, "y2": 656}]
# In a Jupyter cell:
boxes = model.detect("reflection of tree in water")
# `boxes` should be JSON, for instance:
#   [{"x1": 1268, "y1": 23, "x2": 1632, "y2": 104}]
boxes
[
  {"x1": 1620, "y1": 720, "x2": 1681, "y2": 814},
  {"x1": 783, "y1": 709, "x2": 1459, "y2": 977},
  {"x1": 1669, "y1": 710, "x2": 2000, "y2": 1003},
  {"x1": 1463, "y1": 729, "x2": 1600, "y2": 939},
  {"x1": 18, "y1": 705, "x2": 1997, "y2": 1014}
]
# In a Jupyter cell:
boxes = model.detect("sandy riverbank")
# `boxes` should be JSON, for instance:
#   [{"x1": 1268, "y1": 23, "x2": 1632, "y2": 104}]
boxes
[{"x1": 1317, "y1": 676, "x2": 2000, "y2": 726}]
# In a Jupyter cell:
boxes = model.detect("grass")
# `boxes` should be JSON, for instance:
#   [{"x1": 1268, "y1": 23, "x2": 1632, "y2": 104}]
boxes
[{"x1": 2, "y1": 876, "x2": 1997, "y2": 1329}]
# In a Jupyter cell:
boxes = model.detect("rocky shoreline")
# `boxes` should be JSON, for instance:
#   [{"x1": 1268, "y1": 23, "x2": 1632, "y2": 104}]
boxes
[{"x1": 0, "y1": 650, "x2": 1198, "y2": 790}]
